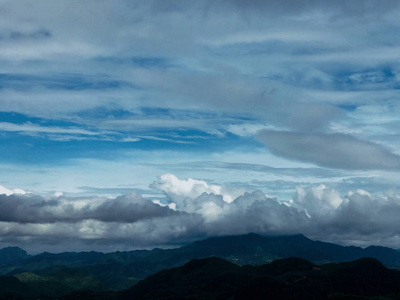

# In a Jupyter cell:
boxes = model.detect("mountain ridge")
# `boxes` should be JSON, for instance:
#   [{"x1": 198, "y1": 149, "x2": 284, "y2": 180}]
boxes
[{"x1": 2, "y1": 233, "x2": 400, "y2": 292}]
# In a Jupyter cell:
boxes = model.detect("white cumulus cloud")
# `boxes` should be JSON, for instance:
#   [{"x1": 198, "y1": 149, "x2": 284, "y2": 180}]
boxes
[
  {"x1": 0, "y1": 185, "x2": 26, "y2": 196},
  {"x1": 151, "y1": 173, "x2": 246, "y2": 205}
]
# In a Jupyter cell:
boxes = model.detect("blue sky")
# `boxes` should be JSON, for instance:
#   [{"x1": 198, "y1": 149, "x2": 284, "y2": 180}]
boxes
[{"x1": 1, "y1": 0, "x2": 400, "y2": 252}]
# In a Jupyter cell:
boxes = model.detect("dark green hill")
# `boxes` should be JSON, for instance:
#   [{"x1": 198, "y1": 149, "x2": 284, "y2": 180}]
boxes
[
  {"x1": 119, "y1": 257, "x2": 400, "y2": 300},
  {"x1": 0, "y1": 276, "x2": 34, "y2": 299},
  {"x1": 14, "y1": 266, "x2": 105, "y2": 298},
  {"x1": 119, "y1": 257, "x2": 249, "y2": 300}
]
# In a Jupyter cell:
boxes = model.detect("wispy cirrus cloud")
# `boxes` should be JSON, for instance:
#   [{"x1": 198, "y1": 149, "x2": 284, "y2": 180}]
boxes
[{"x1": 0, "y1": 122, "x2": 99, "y2": 136}]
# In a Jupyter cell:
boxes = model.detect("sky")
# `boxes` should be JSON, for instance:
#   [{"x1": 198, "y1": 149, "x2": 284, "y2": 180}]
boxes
[{"x1": 1, "y1": 0, "x2": 400, "y2": 253}]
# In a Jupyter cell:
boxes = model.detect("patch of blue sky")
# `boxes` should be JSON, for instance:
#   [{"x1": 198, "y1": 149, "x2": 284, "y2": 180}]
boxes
[
  {"x1": 0, "y1": 111, "x2": 92, "y2": 128},
  {"x1": 0, "y1": 126, "x2": 257, "y2": 165},
  {"x1": 0, "y1": 134, "x2": 131, "y2": 165},
  {"x1": 266, "y1": 66, "x2": 400, "y2": 92},
  {"x1": 0, "y1": 73, "x2": 133, "y2": 91},
  {"x1": 0, "y1": 111, "x2": 42, "y2": 124},
  {"x1": 327, "y1": 66, "x2": 398, "y2": 90}
]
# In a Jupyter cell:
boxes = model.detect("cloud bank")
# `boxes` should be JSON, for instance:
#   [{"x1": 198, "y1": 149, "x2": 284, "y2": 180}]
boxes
[{"x1": 1, "y1": 175, "x2": 400, "y2": 253}]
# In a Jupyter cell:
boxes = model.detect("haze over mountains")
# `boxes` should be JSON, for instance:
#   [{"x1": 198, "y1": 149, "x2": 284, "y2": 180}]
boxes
[{"x1": 1, "y1": 233, "x2": 400, "y2": 299}]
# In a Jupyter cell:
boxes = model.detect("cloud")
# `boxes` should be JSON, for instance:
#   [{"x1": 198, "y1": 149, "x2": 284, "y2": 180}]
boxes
[
  {"x1": 91, "y1": 192, "x2": 178, "y2": 222},
  {"x1": 0, "y1": 191, "x2": 177, "y2": 224},
  {"x1": 0, "y1": 0, "x2": 396, "y2": 144},
  {"x1": 3, "y1": 177, "x2": 400, "y2": 251},
  {"x1": 1, "y1": 1, "x2": 400, "y2": 252},
  {"x1": 0, "y1": 122, "x2": 100, "y2": 136},
  {"x1": 0, "y1": 185, "x2": 26, "y2": 196},
  {"x1": 292, "y1": 184, "x2": 343, "y2": 218},
  {"x1": 257, "y1": 130, "x2": 400, "y2": 170},
  {"x1": 225, "y1": 123, "x2": 273, "y2": 137},
  {"x1": 0, "y1": 29, "x2": 51, "y2": 41},
  {"x1": 149, "y1": 174, "x2": 400, "y2": 248},
  {"x1": 196, "y1": 161, "x2": 345, "y2": 178},
  {"x1": 151, "y1": 173, "x2": 246, "y2": 204},
  {"x1": 217, "y1": 0, "x2": 400, "y2": 16}
]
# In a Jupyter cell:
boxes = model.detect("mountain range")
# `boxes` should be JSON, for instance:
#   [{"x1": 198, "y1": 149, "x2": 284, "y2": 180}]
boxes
[{"x1": 2, "y1": 233, "x2": 400, "y2": 298}]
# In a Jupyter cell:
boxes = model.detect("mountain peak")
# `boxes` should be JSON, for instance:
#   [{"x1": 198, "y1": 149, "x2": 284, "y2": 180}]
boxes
[
  {"x1": 0, "y1": 246, "x2": 27, "y2": 253},
  {"x1": 0, "y1": 246, "x2": 30, "y2": 265}
]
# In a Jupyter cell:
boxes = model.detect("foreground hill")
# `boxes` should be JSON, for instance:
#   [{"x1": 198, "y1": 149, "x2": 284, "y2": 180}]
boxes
[
  {"x1": 2, "y1": 233, "x2": 400, "y2": 292},
  {"x1": 3, "y1": 256, "x2": 400, "y2": 300},
  {"x1": 118, "y1": 257, "x2": 400, "y2": 300},
  {"x1": 60, "y1": 257, "x2": 400, "y2": 299}
]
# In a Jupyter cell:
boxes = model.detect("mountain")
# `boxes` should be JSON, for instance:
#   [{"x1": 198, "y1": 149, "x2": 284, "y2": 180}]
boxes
[
  {"x1": 3, "y1": 233, "x2": 400, "y2": 292},
  {"x1": 155, "y1": 233, "x2": 400, "y2": 267},
  {"x1": 0, "y1": 246, "x2": 31, "y2": 265},
  {"x1": 118, "y1": 257, "x2": 400, "y2": 300}
]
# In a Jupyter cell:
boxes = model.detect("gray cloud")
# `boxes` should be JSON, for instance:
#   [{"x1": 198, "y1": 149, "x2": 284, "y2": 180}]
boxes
[
  {"x1": 258, "y1": 130, "x2": 400, "y2": 170},
  {"x1": 0, "y1": 29, "x2": 51, "y2": 41},
  {"x1": 222, "y1": 0, "x2": 400, "y2": 17},
  {"x1": 0, "y1": 192, "x2": 176, "y2": 224},
  {"x1": 91, "y1": 193, "x2": 178, "y2": 222},
  {"x1": 2, "y1": 178, "x2": 400, "y2": 251}
]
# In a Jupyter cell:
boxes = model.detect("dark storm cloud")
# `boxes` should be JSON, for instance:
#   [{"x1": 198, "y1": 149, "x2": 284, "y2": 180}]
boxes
[
  {"x1": 91, "y1": 193, "x2": 178, "y2": 222},
  {"x1": 258, "y1": 130, "x2": 400, "y2": 170},
  {"x1": 0, "y1": 192, "x2": 176, "y2": 224}
]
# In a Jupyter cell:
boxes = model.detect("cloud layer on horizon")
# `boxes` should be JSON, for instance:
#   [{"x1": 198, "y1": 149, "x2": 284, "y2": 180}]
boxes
[{"x1": 2, "y1": 174, "x2": 400, "y2": 253}]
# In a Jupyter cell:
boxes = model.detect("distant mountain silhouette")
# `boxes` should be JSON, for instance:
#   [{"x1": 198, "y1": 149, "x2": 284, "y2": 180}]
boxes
[
  {"x1": 0, "y1": 246, "x2": 30, "y2": 265},
  {"x1": 3, "y1": 233, "x2": 400, "y2": 294},
  {"x1": 161, "y1": 233, "x2": 400, "y2": 267}
]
